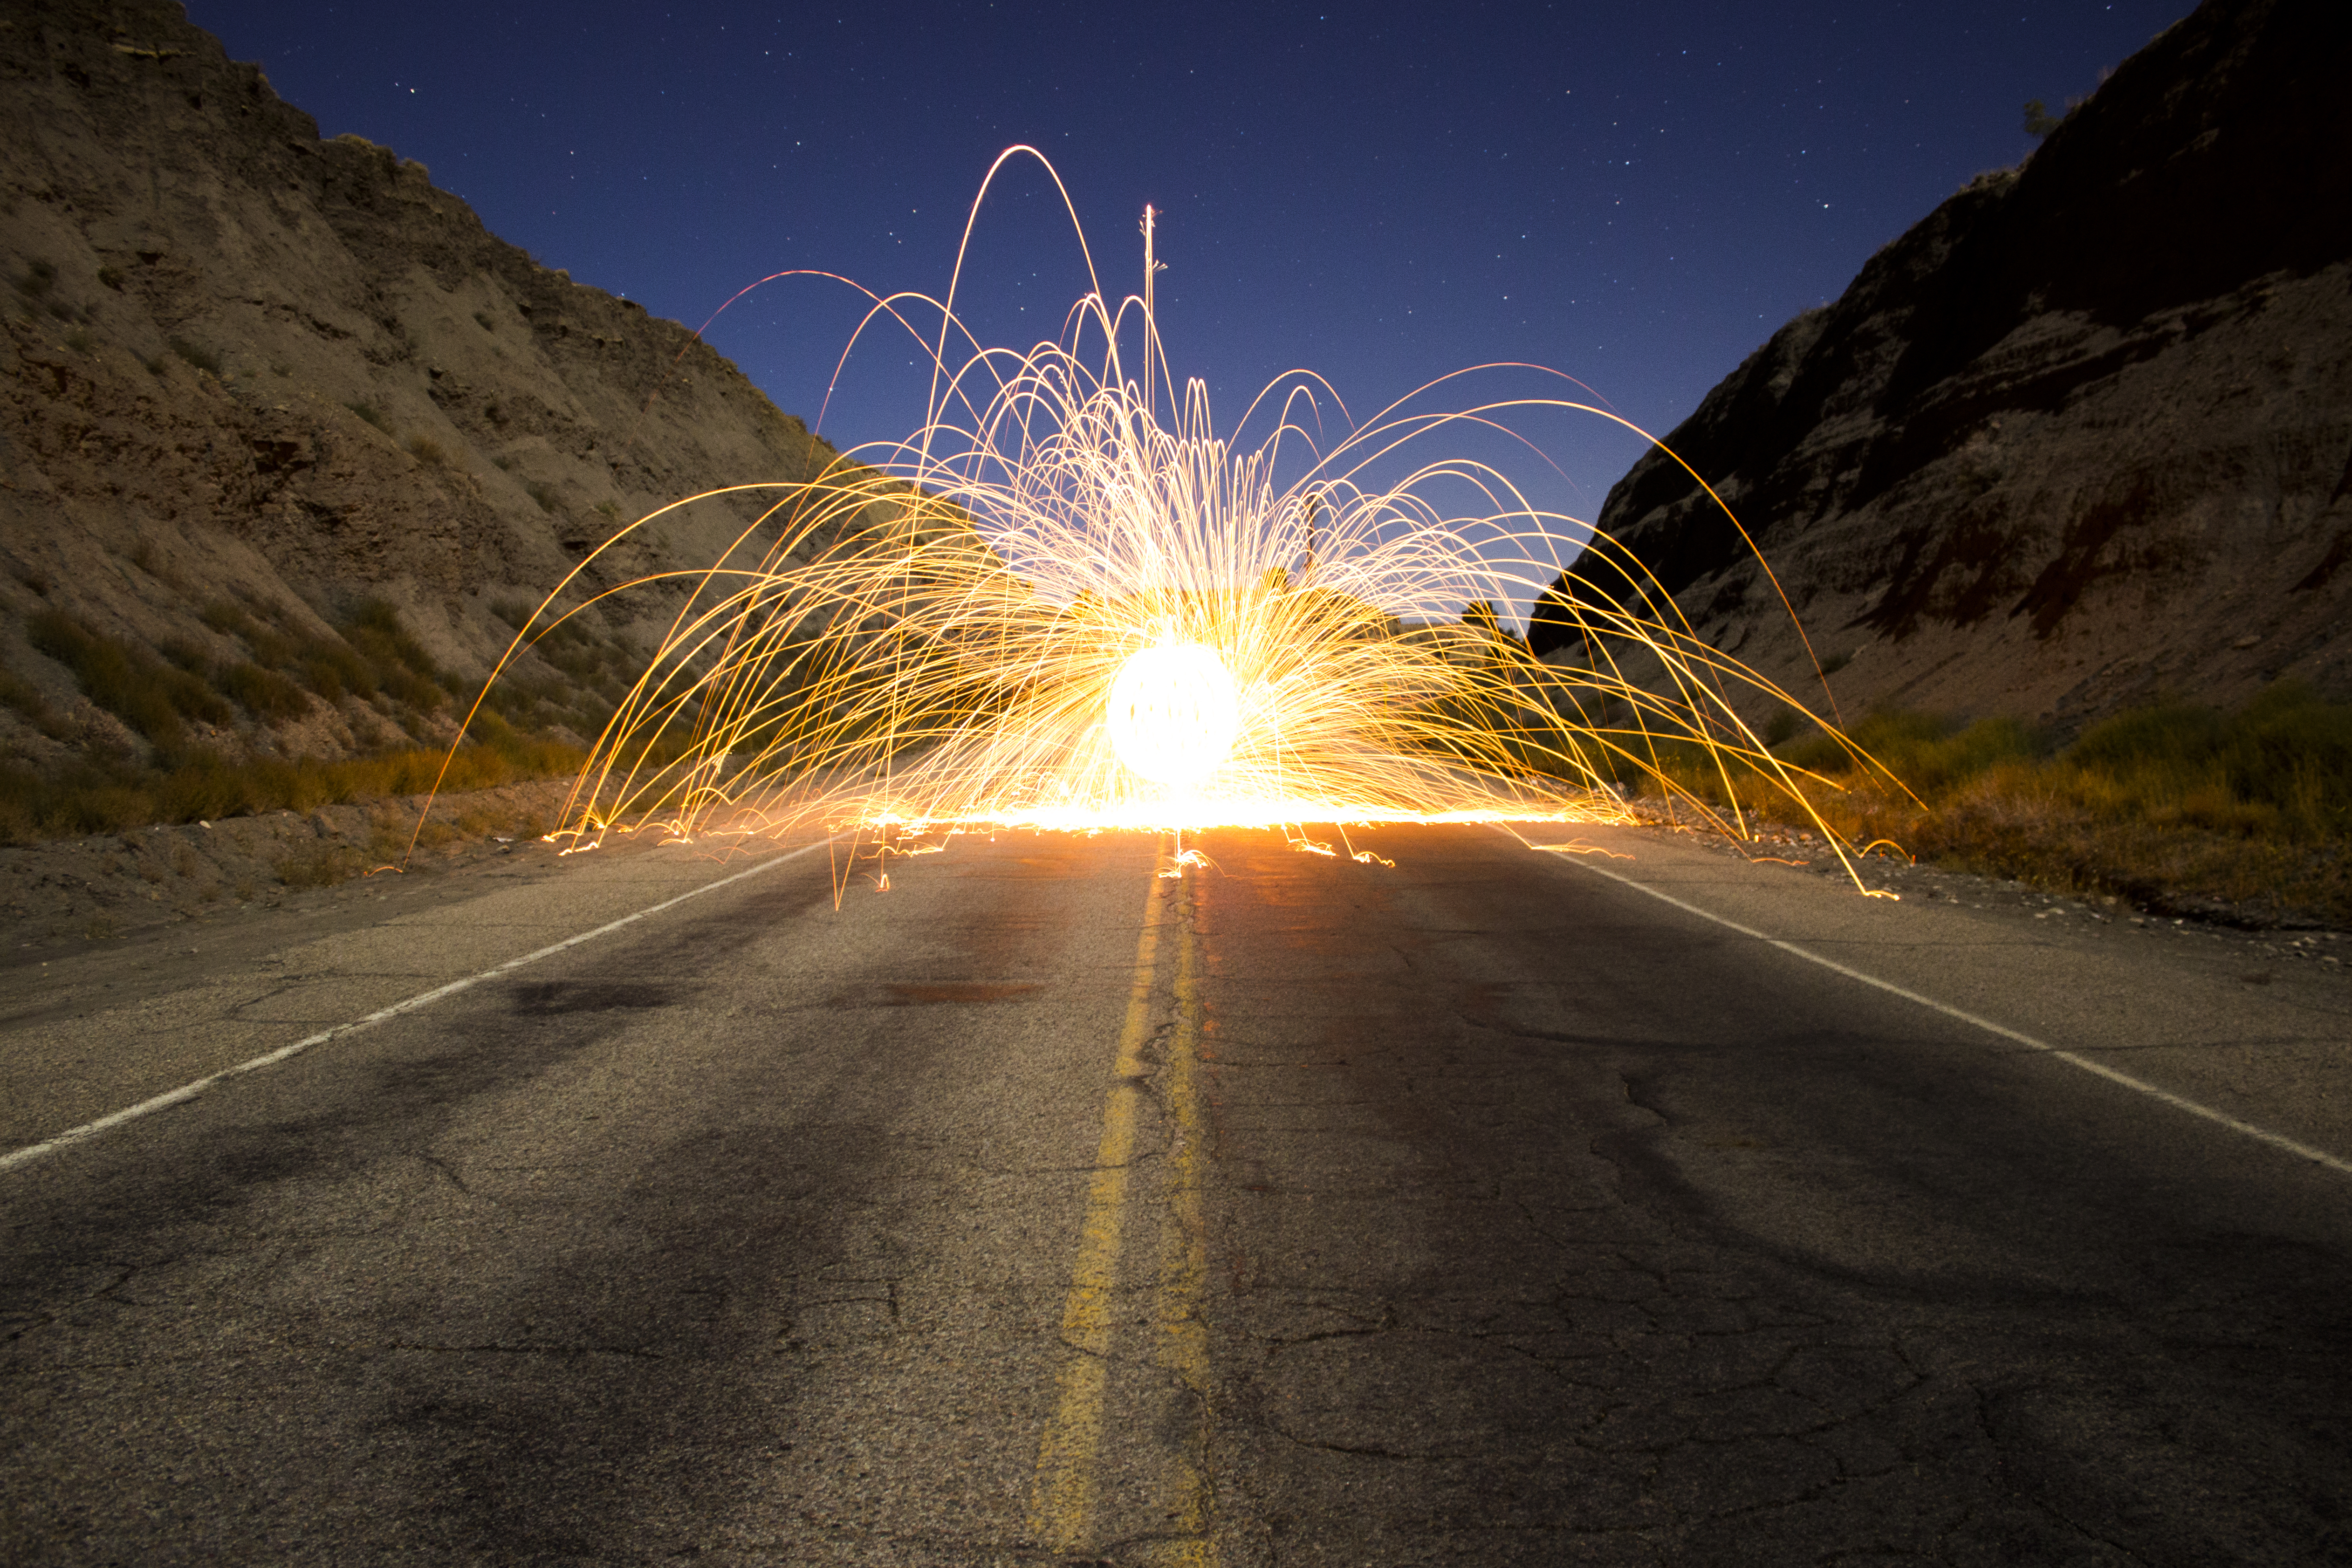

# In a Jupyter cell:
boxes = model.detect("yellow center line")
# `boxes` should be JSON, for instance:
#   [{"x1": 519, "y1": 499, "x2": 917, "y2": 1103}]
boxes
[
  {"x1": 1155, "y1": 867, "x2": 1216, "y2": 1562},
  {"x1": 1029, "y1": 850, "x2": 1167, "y2": 1552},
  {"x1": 1028, "y1": 839, "x2": 1218, "y2": 1564}
]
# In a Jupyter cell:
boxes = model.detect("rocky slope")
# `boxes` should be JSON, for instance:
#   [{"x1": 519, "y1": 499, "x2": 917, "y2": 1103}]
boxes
[
  {"x1": 1576, "y1": 0, "x2": 2352, "y2": 734},
  {"x1": 0, "y1": 0, "x2": 862, "y2": 783}
]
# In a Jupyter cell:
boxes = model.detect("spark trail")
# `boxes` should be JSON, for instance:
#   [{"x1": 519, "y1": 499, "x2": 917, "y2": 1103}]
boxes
[{"x1": 468, "y1": 153, "x2": 1892, "y2": 880}]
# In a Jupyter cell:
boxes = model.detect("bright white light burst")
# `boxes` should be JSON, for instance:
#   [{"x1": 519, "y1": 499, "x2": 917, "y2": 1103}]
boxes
[{"x1": 1106, "y1": 643, "x2": 1239, "y2": 789}]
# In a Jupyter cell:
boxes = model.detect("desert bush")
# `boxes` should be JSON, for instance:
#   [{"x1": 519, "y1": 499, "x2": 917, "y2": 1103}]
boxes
[
  {"x1": 297, "y1": 645, "x2": 374, "y2": 701},
  {"x1": 0, "y1": 723, "x2": 587, "y2": 845},
  {"x1": 1663, "y1": 684, "x2": 2352, "y2": 922},
  {"x1": 341, "y1": 597, "x2": 446, "y2": 711},
  {"x1": 0, "y1": 757, "x2": 147, "y2": 838},
  {"x1": 201, "y1": 599, "x2": 403, "y2": 709},
  {"x1": 217, "y1": 660, "x2": 310, "y2": 722},
  {"x1": 153, "y1": 750, "x2": 253, "y2": 822},
  {"x1": 158, "y1": 637, "x2": 210, "y2": 671},
  {"x1": 25, "y1": 599, "x2": 483, "y2": 762},
  {"x1": 167, "y1": 336, "x2": 222, "y2": 375},
  {"x1": 406, "y1": 433, "x2": 448, "y2": 466},
  {"x1": 275, "y1": 843, "x2": 366, "y2": 888},
  {"x1": 0, "y1": 667, "x2": 73, "y2": 738},
  {"x1": 1782, "y1": 711, "x2": 2044, "y2": 798},
  {"x1": 27, "y1": 610, "x2": 230, "y2": 753}
]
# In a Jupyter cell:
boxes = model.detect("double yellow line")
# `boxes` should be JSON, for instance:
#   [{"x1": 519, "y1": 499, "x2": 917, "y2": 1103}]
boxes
[{"x1": 1029, "y1": 844, "x2": 1216, "y2": 1564}]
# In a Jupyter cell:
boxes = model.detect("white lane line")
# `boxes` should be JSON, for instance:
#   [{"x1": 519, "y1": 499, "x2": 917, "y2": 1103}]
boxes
[
  {"x1": 1560, "y1": 854, "x2": 2352, "y2": 1180},
  {"x1": 1, "y1": 841, "x2": 829, "y2": 1176}
]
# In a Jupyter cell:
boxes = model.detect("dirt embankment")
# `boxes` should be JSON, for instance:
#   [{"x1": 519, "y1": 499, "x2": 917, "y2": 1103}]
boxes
[
  {"x1": 1575, "y1": 0, "x2": 2352, "y2": 736},
  {"x1": 1, "y1": 0, "x2": 910, "y2": 804}
]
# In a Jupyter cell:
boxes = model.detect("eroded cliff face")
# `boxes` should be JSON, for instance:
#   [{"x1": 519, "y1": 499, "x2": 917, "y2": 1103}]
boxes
[
  {"x1": 1586, "y1": 0, "x2": 2352, "y2": 732},
  {"x1": 0, "y1": 0, "x2": 857, "y2": 767}
]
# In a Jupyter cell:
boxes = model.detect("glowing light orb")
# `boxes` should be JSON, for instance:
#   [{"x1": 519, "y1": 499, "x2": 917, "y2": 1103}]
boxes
[{"x1": 1105, "y1": 643, "x2": 1239, "y2": 787}]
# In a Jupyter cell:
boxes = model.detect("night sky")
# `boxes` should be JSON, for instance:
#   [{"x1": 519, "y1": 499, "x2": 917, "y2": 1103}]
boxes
[{"x1": 191, "y1": 0, "x2": 2189, "y2": 541}]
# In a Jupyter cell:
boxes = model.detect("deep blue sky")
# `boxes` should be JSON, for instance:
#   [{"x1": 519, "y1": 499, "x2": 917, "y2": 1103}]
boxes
[{"x1": 194, "y1": 0, "x2": 2188, "y2": 537}]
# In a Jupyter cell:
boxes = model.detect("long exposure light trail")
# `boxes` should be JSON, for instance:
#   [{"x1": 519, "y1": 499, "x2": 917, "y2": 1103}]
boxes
[{"x1": 466, "y1": 150, "x2": 1892, "y2": 886}]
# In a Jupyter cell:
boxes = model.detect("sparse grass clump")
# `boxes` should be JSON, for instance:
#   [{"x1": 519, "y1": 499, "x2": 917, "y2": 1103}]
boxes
[
  {"x1": 274, "y1": 842, "x2": 368, "y2": 888},
  {"x1": 1663, "y1": 683, "x2": 2352, "y2": 923},
  {"x1": 3, "y1": 594, "x2": 626, "y2": 849},
  {"x1": 215, "y1": 660, "x2": 310, "y2": 722},
  {"x1": 0, "y1": 666, "x2": 74, "y2": 739},
  {"x1": 472, "y1": 605, "x2": 633, "y2": 734},
  {"x1": 1, "y1": 596, "x2": 596, "y2": 845},
  {"x1": 27, "y1": 610, "x2": 231, "y2": 755},
  {"x1": 0, "y1": 728, "x2": 585, "y2": 846},
  {"x1": 167, "y1": 336, "x2": 222, "y2": 376},
  {"x1": 341, "y1": 596, "x2": 453, "y2": 710},
  {"x1": 194, "y1": 596, "x2": 447, "y2": 712}
]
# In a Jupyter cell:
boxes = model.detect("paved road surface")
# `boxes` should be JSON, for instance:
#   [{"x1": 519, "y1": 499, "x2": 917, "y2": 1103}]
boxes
[{"x1": 3, "y1": 824, "x2": 2348, "y2": 1564}]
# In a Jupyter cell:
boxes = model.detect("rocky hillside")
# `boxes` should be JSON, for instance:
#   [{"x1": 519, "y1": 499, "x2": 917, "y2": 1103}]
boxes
[
  {"x1": 0, "y1": 0, "x2": 859, "y2": 793},
  {"x1": 1574, "y1": 0, "x2": 2352, "y2": 734}
]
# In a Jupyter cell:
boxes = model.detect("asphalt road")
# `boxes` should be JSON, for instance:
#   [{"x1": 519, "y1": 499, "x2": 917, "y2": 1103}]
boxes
[{"x1": 3, "y1": 823, "x2": 2349, "y2": 1565}]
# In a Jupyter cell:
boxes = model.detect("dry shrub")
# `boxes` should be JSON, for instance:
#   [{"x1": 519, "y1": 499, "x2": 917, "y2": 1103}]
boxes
[
  {"x1": 275, "y1": 843, "x2": 366, "y2": 889},
  {"x1": 1693, "y1": 683, "x2": 2352, "y2": 922},
  {"x1": 28, "y1": 611, "x2": 231, "y2": 753},
  {"x1": 0, "y1": 732, "x2": 586, "y2": 845},
  {"x1": 167, "y1": 336, "x2": 221, "y2": 375},
  {"x1": 0, "y1": 667, "x2": 73, "y2": 739},
  {"x1": 218, "y1": 661, "x2": 310, "y2": 722}
]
